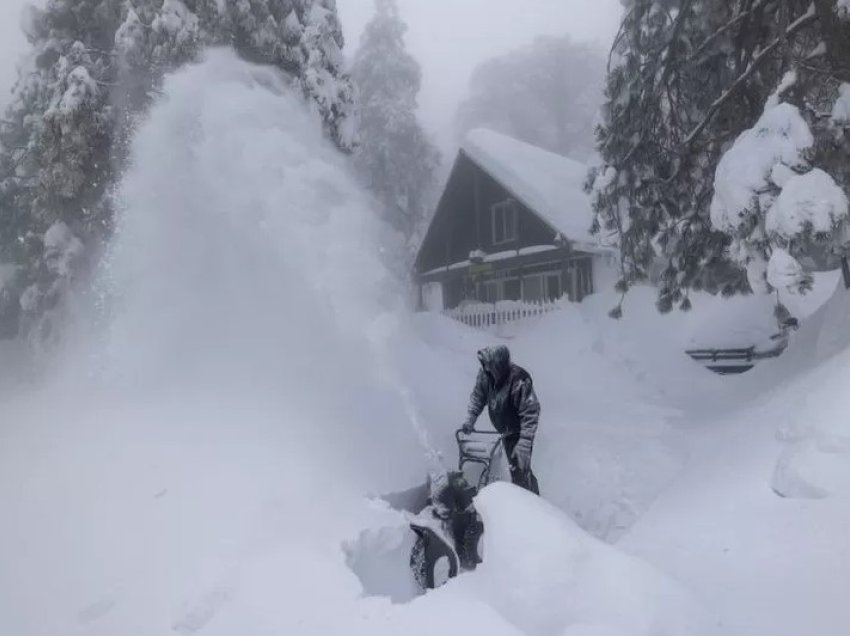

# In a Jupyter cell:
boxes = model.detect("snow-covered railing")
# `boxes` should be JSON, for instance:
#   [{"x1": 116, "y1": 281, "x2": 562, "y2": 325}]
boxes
[{"x1": 444, "y1": 299, "x2": 562, "y2": 329}]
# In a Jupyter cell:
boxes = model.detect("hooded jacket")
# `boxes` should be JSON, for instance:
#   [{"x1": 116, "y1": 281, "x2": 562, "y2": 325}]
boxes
[{"x1": 466, "y1": 346, "x2": 540, "y2": 446}]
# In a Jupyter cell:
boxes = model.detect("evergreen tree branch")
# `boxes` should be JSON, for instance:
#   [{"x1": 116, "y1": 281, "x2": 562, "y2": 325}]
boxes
[
  {"x1": 685, "y1": 0, "x2": 772, "y2": 65},
  {"x1": 681, "y1": 6, "x2": 817, "y2": 148},
  {"x1": 811, "y1": 0, "x2": 850, "y2": 80}
]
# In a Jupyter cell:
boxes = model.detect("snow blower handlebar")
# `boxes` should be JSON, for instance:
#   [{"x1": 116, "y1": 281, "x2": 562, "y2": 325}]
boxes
[
  {"x1": 455, "y1": 428, "x2": 503, "y2": 440},
  {"x1": 455, "y1": 429, "x2": 506, "y2": 484}
]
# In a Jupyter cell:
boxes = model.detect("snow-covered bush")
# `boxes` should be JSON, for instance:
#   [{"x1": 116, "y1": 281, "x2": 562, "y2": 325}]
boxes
[{"x1": 710, "y1": 75, "x2": 849, "y2": 299}]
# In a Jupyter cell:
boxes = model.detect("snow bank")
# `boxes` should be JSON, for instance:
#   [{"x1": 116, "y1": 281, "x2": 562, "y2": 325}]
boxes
[
  {"x1": 617, "y1": 280, "x2": 850, "y2": 636},
  {"x1": 767, "y1": 284, "x2": 850, "y2": 499},
  {"x1": 464, "y1": 483, "x2": 721, "y2": 636}
]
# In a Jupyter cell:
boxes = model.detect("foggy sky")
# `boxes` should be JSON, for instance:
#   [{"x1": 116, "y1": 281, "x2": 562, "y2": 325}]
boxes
[
  {"x1": 338, "y1": 0, "x2": 622, "y2": 152},
  {"x1": 0, "y1": 0, "x2": 623, "y2": 152},
  {"x1": 0, "y1": 0, "x2": 28, "y2": 111}
]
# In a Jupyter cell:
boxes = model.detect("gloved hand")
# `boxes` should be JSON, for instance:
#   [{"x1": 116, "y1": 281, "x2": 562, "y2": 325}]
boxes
[
  {"x1": 512, "y1": 438, "x2": 532, "y2": 472},
  {"x1": 461, "y1": 419, "x2": 475, "y2": 434}
]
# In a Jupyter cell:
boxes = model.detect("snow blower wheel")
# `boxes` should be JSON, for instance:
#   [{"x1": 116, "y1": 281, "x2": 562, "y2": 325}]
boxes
[{"x1": 410, "y1": 526, "x2": 459, "y2": 590}]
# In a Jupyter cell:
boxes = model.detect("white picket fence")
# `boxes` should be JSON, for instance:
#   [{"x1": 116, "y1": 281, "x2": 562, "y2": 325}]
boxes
[{"x1": 444, "y1": 299, "x2": 563, "y2": 329}]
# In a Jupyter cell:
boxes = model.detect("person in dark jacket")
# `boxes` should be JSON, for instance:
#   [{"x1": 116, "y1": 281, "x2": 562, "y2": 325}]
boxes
[{"x1": 462, "y1": 345, "x2": 540, "y2": 495}]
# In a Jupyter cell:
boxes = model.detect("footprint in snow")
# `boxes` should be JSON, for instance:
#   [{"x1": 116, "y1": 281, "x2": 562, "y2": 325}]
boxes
[
  {"x1": 172, "y1": 586, "x2": 233, "y2": 635},
  {"x1": 77, "y1": 599, "x2": 116, "y2": 625}
]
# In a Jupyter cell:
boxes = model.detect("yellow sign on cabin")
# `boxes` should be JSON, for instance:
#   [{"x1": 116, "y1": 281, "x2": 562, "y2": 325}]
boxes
[{"x1": 468, "y1": 262, "x2": 493, "y2": 276}]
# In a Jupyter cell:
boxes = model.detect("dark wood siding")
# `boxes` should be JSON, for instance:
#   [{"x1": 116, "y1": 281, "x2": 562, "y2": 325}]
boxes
[{"x1": 415, "y1": 152, "x2": 559, "y2": 274}]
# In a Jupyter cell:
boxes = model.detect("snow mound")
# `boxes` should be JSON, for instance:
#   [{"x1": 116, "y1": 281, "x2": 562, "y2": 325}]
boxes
[
  {"x1": 466, "y1": 483, "x2": 722, "y2": 636},
  {"x1": 343, "y1": 514, "x2": 420, "y2": 604},
  {"x1": 770, "y1": 312, "x2": 850, "y2": 499}
]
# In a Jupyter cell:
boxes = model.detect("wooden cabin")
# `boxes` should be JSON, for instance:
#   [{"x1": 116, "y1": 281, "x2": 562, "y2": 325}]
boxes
[{"x1": 414, "y1": 129, "x2": 615, "y2": 315}]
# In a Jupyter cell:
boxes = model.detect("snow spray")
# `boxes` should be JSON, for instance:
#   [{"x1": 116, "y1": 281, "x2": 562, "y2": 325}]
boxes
[{"x1": 365, "y1": 312, "x2": 448, "y2": 482}]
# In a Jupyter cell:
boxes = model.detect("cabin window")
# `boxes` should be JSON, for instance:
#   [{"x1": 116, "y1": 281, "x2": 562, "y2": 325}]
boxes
[
  {"x1": 478, "y1": 277, "x2": 521, "y2": 303},
  {"x1": 522, "y1": 272, "x2": 563, "y2": 303},
  {"x1": 491, "y1": 200, "x2": 518, "y2": 245},
  {"x1": 522, "y1": 275, "x2": 544, "y2": 302},
  {"x1": 503, "y1": 278, "x2": 521, "y2": 301}
]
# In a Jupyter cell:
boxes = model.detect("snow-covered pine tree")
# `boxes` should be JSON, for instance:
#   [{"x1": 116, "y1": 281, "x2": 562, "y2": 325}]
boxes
[
  {"x1": 222, "y1": 0, "x2": 356, "y2": 150},
  {"x1": 1, "y1": 0, "x2": 358, "y2": 343},
  {"x1": 590, "y1": 0, "x2": 850, "y2": 316},
  {"x1": 0, "y1": 0, "x2": 218, "y2": 344},
  {"x1": 112, "y1": 1, "x2": 219, "y2": 159},
  {"x1": 350, "y1": 0, "x2": 440, "y2": 247},
  {"x1": 0, "y1": 1, "x2": 120, "y2": 343}
]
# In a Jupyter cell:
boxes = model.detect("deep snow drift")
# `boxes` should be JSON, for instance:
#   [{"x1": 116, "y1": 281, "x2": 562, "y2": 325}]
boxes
[
  {"x1": 0, "y1": 50, "x2": 722, "y2": 636},
  {"x1": 467, "y1": 484, "x2": 720, "y2": 636}
]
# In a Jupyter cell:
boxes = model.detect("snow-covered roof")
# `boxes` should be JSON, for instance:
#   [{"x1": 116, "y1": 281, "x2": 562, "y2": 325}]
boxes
[{"x1": 462, "y1": 129, "x2": 596, "y2": 245}]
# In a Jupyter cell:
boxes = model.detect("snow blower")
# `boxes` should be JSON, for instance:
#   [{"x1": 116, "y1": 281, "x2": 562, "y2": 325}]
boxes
[{"x1": 408, "y1": 429, "x2": 505, "y2": 590}]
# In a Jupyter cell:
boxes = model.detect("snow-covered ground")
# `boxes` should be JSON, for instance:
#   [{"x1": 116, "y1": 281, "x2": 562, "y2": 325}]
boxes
[{"x1": 2, "y1": 49, "x2": 850, "y2": 636}]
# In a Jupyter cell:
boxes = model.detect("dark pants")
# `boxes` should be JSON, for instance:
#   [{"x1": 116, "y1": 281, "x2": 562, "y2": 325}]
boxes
[{"x1": 503, "y1": 435, "x2": 540, "y2": 495}]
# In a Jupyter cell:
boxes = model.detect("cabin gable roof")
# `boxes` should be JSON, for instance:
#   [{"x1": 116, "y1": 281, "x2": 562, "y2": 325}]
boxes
[
  {"x1": 414, "y1": 129, "x2": 600, "y2": 274},
  {"x1": 461, "y1": 129, "x2": 595, "y2": 245}
]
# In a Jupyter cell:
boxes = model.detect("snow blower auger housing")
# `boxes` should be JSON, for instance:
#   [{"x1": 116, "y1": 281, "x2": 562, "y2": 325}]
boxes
[{"x1": 409, "y1": 429, "x2": 504, "y2": 591}]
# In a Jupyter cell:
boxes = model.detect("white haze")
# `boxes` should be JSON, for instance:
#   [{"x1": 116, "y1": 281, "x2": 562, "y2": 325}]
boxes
[
  {"x1": 338, "y1": 0, "x2": 622, "y2": 153},
  {"x1": 0, "y1": 0, "x2": 30, "y2": 111},
  {"x1": 0, "y1": 0, "x2": 623, "y2": 149}
]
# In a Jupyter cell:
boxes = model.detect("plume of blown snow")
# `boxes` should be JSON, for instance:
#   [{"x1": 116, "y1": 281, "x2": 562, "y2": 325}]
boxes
[{"x1": 0, "y1": 49, "x2": 438, "y2": 636}]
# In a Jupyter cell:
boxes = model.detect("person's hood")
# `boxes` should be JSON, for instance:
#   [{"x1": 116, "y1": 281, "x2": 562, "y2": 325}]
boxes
[{"x1": 477, "y1": 346, "x2": 511, "y2": 385}]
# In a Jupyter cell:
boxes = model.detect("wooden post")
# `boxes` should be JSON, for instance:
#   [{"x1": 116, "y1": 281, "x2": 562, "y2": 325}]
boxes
[
  {"x1": 842, "y1": 256, "x2": 850, "y2": 289},
  {"x1": 570, "y1": 265, "x2": 578, "y2": 303},
  {"x1": 474, "y1": 169, "x2": 483, "y2": 249}
]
